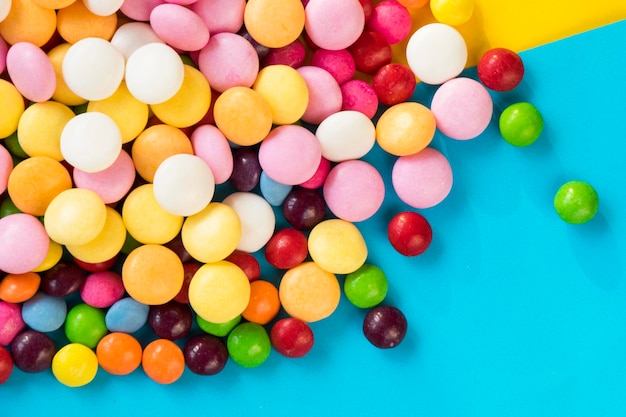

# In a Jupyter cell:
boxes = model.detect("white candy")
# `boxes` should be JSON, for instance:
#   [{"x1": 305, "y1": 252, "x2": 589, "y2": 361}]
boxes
[
  {"x1": 0, "y1": 0, "x2": 11, "y2": 23},
  {"x1": 60, "y1": 112, "x2": 122, "y2": 173},
  {"x1": 222, "y1": 192, "x2": 275, "y2": 253},
  {"x1": 315, "y1": 110, "x2": 376, "y2": 162},
  {"x1": 62, "y1": 37, "x2": 125, "y2": 101},
  {"x1": 110, "y1": 22, "x2": 164, "y2": 61},
  {"x1": 153, "y1": 154, "x2": 216, "y2": 217},
  {"x1": 82, "y1": 0, "x2": 124, "y2": 16},
  {"x1": 405, "y1": 23, "x2": 468, "y2": 85},
  {"x1": 125, "y1": 42, "x2": 185, "y2": 105}
]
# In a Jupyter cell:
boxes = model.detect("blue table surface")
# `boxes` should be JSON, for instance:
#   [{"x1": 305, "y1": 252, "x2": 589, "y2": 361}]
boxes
[{"x1": 3, "y1": 19, "x2": 626, "y2": 417}]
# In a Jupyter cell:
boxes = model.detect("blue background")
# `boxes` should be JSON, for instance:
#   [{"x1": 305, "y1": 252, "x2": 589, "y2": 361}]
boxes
[{"x1": 3, "y1": 19, "x2": 626, "y2": 417}]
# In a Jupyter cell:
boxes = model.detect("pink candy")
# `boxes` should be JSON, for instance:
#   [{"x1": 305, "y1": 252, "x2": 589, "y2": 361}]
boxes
[
  {"x1": 366, "y1": 0, "x2": 413, "y2": 45},
  {"x1": 191, "y1": 0, "x2": 246, "y2": 34},
  {"x1": 72, "y1": 150, "x2": 136, "y2": 205},
  {"x1": 305, "y1": 0, "x2": 365, "y2": 51},
  {"x1": 0, "y1": 145, "x2": 12, "y2": 195},
  {"x1": 340, "y1": 79, "x2": 379, "y2": 119},
  {"x1": 0, "y1": 214, "x2": 50, "y2": 275},
  {"x1": 80, "y1": 271, "x2": 126, "y2": 308},
  {"x1": 6, "y1": 42, "x2": 56, "y2": 103},
  {"x1": 190, "y1": 124, "x2": 234, "y2": 184},
  {"x1": 150, "y1": 3, "x2": 210, "y2": 51},
  {"x1": 297, "y1": 66, "x2": 342, "y2": 125},
  {"x1": 311, "y1": 48, "x2": 356, "y2": 85},
  {"x1": 120, "y1": 0, "x2": 165, "y2": 22},
  {"x1": 0, "y1": 302, "x2": 25, "y2": 346}
]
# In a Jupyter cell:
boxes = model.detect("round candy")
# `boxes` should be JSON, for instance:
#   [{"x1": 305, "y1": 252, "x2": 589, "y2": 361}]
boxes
[
  {"x1": 366, "y1": 0, "x2": 412, "y2": 44},
  {"x1": 21, "y1": 292, "x2": 67, "y2": 333},
  {"x1": 32, "y1": 241, "x2": 63, "y2": 273},
  {"x1": 196, "y1": 314, "x2": 241, "y2": 337},
  {"x1": 405, "y1": 22, "x2": 467, "y2": 85},
  {"x1": 52, "y1": 343, "x2": 99, "y2": 387},
  {"x1": 190, "y1": 124, "x2": 233, "y2": 184},
  {"x1": 0, "y1": 301, "x2": 25, "y2": 346},
  {"x1": 363, "y1": 305, "x2": 407, "y2": 348},
  {"x1": 264, "y1": 228, "x2": 308, "y2": 270},
  {"x1": 10, "y1": 330, "x2": 55, "y2": 373},
  {"x1": 315, "y1": 110, "x2": 376, "y2": 162},
  {"x1": 227, "y1": 322, "x2": 271, "y2": 368},
  {"x1": 0, "y1": 213, "x2": 50, "y2": 274},
  {"x1": 348, "y1": 30, "x2": 392, "y2": 74},
  {"x1": 0, "y1": 79, "x2": 24, "y2": 138},
  {"x1": 430, "y1": 77, "x2": 493, "y2": 140},
  {"x1": 340, "y1": 79, "x2": 379, "y2": 119},
  {"x1": 305, "y1": 0, "x2": 365, "y2": 50},
  {"x1": 125, "y1": 42, "x2": 184, "y2": 104},
  {"x1": 6, "y1": 41, "x2": 56, "y2": 102},
  {"x1": 430, "y1": 0, "x2": 474, "y2": 26},
  {"x1": 499, "y1": 102, "x2": 544, "y2": 146},
  {"x1": 65, "y1": 303, "x2": 108, "y2": 348},
  {"x1": 0, "y1": 272, "x2": 41, "y2": 304},
  {"x1": 213, "y1": 86, "x2": 273, "y2": 146},
  {"x1": 311, "y1": 48, "x2": 356, "y2": 85},
  {"x1": 190, "y1": 0, "x2": 245, "y2": 34},
  {"x1": 80, "y1": 271, "x2": 125, "y2": 308},
  {"x1": 344, "y1": 264, "x2": 388, "y2": 308},
  {"x1": 153, "y1": 154, "x2": 215, "y2": 217},
  {"x1": 554, "y1": 180, "x2": 599, "y2": 224},
  {"x1": 477, "y1": 47, "x2": 525, "y2": 92},
  {"x1": 0, "y1": 0, "x2": 56, "y2": 47},
  {"x1": 372, "y1": 63, "x2": 417, "y2": 106},
  {"x1": 253, "y1": 64, "x2": 309, "y2": 125},
  {"x1": 142, "y1": 339, "x2": 185, "y2": 384},
  {"x1": 244, "y1": 0, "x2": 305, "y2": 48},
  {"x1": 41, "y1": 261, "x2": 85, "y2": 297},
  {"x1": 270, "y1": 317, "x2": 314, "y2": 358},
  {"x1": 376, "y1": 102, "x2": 436, "y2": 156},
  {"x1": 122, "y1": 244, "x2": 184, "y2": 305},
  {"x1": 148, "y1": 300, "x2": 193, "y2": 340},
  {"x1": 388, "y1": 211, "x2": 433, "y2": 256},
  {"x1": 150, "y1": 3, "x2": 209, "y2": 51},
  {"x1": 65, "y1": 206, "x2": 125, "y2": 264},
  {"x1": 323, "y1": 160, "x2": 385, "y2": 222},
  {"x1": 16, "y1": 100, "x2": 74, "y2": 161},
  {"x1": 297, "y1": 66, "x2": 342, "y2": 125},
  {"x1": 56, "y1": 0, "x2": 118, "y2": 44},
  {"x1": 96, "y1": 332, "x2": 142, "y2": 376},
  {"x1": 73, "y1": 150, "x2": 136, "y2": 204},
  {"x1": 183, "y1": 333, "x2": 228, "y2": 376},
  {"x1": 62, "y1": 37, "x2": 125, "y2": 101},
  {"x1": 188, "y1": 260, "x2": 251, "y2": 323},
  {"x1": 0, "y1": 345, "x2": 13, "y2": 384},
  {"x1": 262, "y1": 38, "x2": 306, "y2": 68},
  {"x1": 110, "y1": 22, "x2": 164, "y2": 61},
  {"x1": 0, "y1": 0, "x2": 11, "y2": 22},
  {"x1": 282, "y1": 187, "x2": 326, "y2": 230},
  {"x1": 279, "y1": 261, "x2": 341, "y2": 322},
  {"x1": 260, "y1": 172, "x2": 293, "y2": 206},
  {"x1": 47, "y1": 43, "x2": 87, "y2": 106},
  {"x1": 299, "y1": 157, "x2": 330, "y2": 189},
  {"x1": 105, "y1": 297, "x2": 150, "y2": 333},
  {"x1": 119, "y1": 0, "x2": 163, "y2": 21},
  {"x1": 225, "y1": 251, "x2": 261, "y2": 282},
  {"x1": 392, "y1": 147, "x2": 453, "y2": 209},
  {"x1": 230, "y1": 148, "x2": 261, "y2": 192},
  {"x1": 241, "y1": 280, "x2": 280, "y2": 325},
  {"x1": 223, "y1": 192, "x2": 276, "y2": 253},
  {"x1": 83, "y1": 0, "x2": 125, "y2": 16},
  {"x1": 308, "y1": 219, "x2": 368, "y2": 274}
]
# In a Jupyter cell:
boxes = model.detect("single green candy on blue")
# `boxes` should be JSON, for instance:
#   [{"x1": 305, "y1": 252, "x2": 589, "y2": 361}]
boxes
[
  {"x1": 554, "y1": 180, "x2": 599, "y2": 224},
  {"x1": 499, "y1": 102, "x2": 543, "y2": 146},
  {"x1": 227, "y1": 322, "x2": 271, "y2": 368},
  {"x1": 344, "y1": 264, "x2": 388, "y2": 308}
]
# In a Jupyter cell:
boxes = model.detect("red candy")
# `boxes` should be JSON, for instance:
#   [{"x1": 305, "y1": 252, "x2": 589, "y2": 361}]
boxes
[
  {"x1": 348, "y1": 30, "x2": 392, "y2": 74},
  {"x1": 387, "y1": 211, "x2": 433, "y2": 257},
  {"x1": 372, "y1": 63, "x2": 417, "y2": 106},
  {"x1": 264, "y1": 228, "x2": 309, "y2": 270},
  {"x1": 225, "y1": 250, "x2": 261, "y2": 282},
  {"x1": 270, "y1": 317, "x2": 315, "y2": 358},
  {"x1": 477, "y1": 47, "x2": 525, "y2": 92},
  {"x1": 0, "y1": 345, "x2": 13, "y2": 384}
]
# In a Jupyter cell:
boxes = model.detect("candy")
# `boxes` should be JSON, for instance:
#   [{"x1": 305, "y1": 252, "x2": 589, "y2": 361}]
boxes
[
  {"x1": 62, "y1": 37, "x2": 125, "y2": 101},
  {"x1": 32, "y1": 241, "x2": 63, "y2": 273},
  {"x1": 190, "y1": 124, "x2": 234, "y2": 184},
  {"x1": 56, "y1": 0, "x2": 118, "y2": 44},
  {"x1": 21, "y1": 292, "x2": 67, "y2": 332},
  {"x1": 16, "y1": 101, "x2": 74, "y2": 160},
  {"x1": 188, "y1": 260, "x2": 251, "y2": 323},
  {"x1": 0, "y1": 0, "x2": 10, "y2": 22},
  {"x1": 153, "y1": 154, "x2": 215, "y2": 217},
  {"x1": 430, "y1": 0, "x2": 474, "y2": 26},
  {"x1": 223, "y1": 192, "x2": 276, "y2": 253},
  {"x1": 308, "y1": 219, "x2": 368, "y2": 274},
  {"x1": 6, "y1": 42, "x2": 56, "y2": 103},
  {"x1": 344, "y1": 264, "x2": 388, "y2": 308},
  {"x1": 363, "y1": 305, "x2": 407, "y2": 348},
  {"x1": 430, "y1": 77, "x2": 493, "y2": 140},
  {"x1": 405, "y1": 23, "x2": 467, "y2": 85},
  {"x1": 197, "y1": 314, "x2": 241, "y2": 337},
  {"x1": 376, "y1": 102, "x2": 436, "y2": 156},
  {"x1": 0, "y1": 272, "x2": 41, "y2": 304},
  {"x1": 260, "y1": 171, "x2": 293, "y2": 206},
  {"x1": 64, "y1": 303, "x2": 108, "y2": 348},
  {"x1": 315, "y1": 110, "x2": 376, "y2": 162},
  {"x1": 262, "y1": 39, "x2": 306, "y2": 68},
  {"x1": 253, "y1": 64, "x2": 309, "y2": 125},
  {"x1": 96, "y1": 332, "x2": 143, "y2": 376},
  {"x1": 554, "y1": 180, "x2": 599, "y2": 224},
  {"x1": 0, "y1": 213, "x2": 50, "y2": 274},
  {"x1": 270, "y1": 318, "x2": 314, "y2": 358},
  {"x1": 175, "y1": 262, "x2": 200, "y2": 304},
  {"x1": 297, "y1": 66, "x2": 343, "y2": 125},
  {"x1": 142, "y1": 339, "x2": 185, "y2": 384},
  {"x1": 0, "y1": 79, "x2": 24, "y2": 138},
  {"x1": 47, "y1": 43, "x2": 88, "y2": 106},
  {"x1": 477, "y1": 47, "x2": 525, "y2": 92},
  {"x1": 148, "y1": 301, "x2": 193, "y2": 340},
  {"x1": 0, "y1": 0, "x2": 56, "y2": 47},
  {"x1": 110, "y1": 22, "x2": 165, "y2": 61},
  {"x1": 499, "y1": 102, "x2": 544, "y2": 146},
  {"x1": 10, "y1": 330, "x2": 56, "y2": 372},
  {"x1": 279, "y1": 261, "x2": 341, "y2": 322},
  {"x1": 244, "y1": 0, "x2": 305, "y2": 48},
  {"x1": 52, "y1": 343, "x2": 99, "y2": 387},
  {"x1": 73, "y1": 150, "x2": 136, "y2": 204},
  {"x1": 340, "y1": 79, "x2": 380, "y2": 119},
  {"x1": 119, "y1": 0, "x2": 163, "y2": 22},
  {"x1": 150, "y1": 3, "x2": 210, "y2": 51},
  {"x1": 0, "y1": 301, "x2": 24, "y2": 345},
  {"x1": 125, "y1": 42, "x2": 184, "y2": 105},
  {"x1": 41, "y1": 261, "x2": 85, "y2": 297},
  {"x1": 83, "y1": 0, "x2": 125, "y2": 16},
  {"x1": 366, "y1": 0, "x2": 412, "y2": 44},
  {"x1": 387, "y1": 211, "x2": 433, "y2": 256},
  {"x1": 80, "y1": 271, "x2": 125, "y2": 308},
  {"x1": 310, "y1": 48, "x2": 356, "y2": 85},
  {"x1": 348, "y1": 30, "x2": 392, "y2": 74},
  {"x1": 105, "y1": 297, "x2": 150, "y2": 333},
  {"x1": 225, "y1": 251, "x2": 261, "y2": 282},
  {"x1": 226, "y1": 322, "x2": 271, "y2": 368},
  {"x1": 299, "y1": 157, "x2": 330, "y2": 189},
  {"x1": 0, "y1": 345, "x2": 13, "y2": 384},
  {"x1": 372, "y1": 63, "x2": 417, "y2": 106},
  {"x1": 323, "y1": 160, "x2": 385, "y2": 222},
  {"x1": 264, "y1": 228, "x2": 309, "y2": 270},
  {"x1": 230, "y1": 148, "x2": 262, "y2": 192},
  {"x1": 282, "y1": 187, "x2": 327, "y2": 231},
  {"x1": 183, "y1": 333, "x2": 229, "y2": 375},
  {"x1": 190, "y1": 0, "x2": 245, "y2": 34},
  {"x1": 123, "y1": 183, "x2": 183, "y2": 242},
  {"x1": 242, "y1": 280, "x2": 280, "y2": 325},
  {"x1": 122, "y1": 244, "x2": 184, "y2": 305},
  {"x1": 304, "y1": 0, "x2": 365, "y2": 51}
]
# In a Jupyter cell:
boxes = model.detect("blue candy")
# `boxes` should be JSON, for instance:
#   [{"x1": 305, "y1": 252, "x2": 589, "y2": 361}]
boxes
[
  {"x1": 260, "y1": 171, "x2": 292, "y2": 206},
  {"x1": 22, "y1": 292, "x2": 67, "y2": 332},
  {"x1": 105, "y1": 297, "x2": 149, "y2": 333}
]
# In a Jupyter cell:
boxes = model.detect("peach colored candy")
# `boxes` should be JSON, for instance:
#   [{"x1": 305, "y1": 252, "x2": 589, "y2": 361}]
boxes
[
  {"x1": 73, "y1": 150, "x2": 136, "y2": 204},
  {"x1": 304, "y1": 0, "x2": 365, "y2": 51},
  {"x1": 213, "y1": 86, "x2": 273, "y2": 146},
  {"x1": 33, "y1": 0, "x2": 76, "y2": 8},
  {"x1": 121, "y1": 184, "x2": 184, "y2": 245},
  {"x1": 6, "y1": 42, "x2": 56, "y2": 103},
  {"x1": 190, "y1": 0, "x2": 245, "y2": 34},
  {"x1": 190, "y1": 124, "x2": 233, "y2": 184},
  {"x1": 122, "y1": 244, "x2": 184, "y2": 305},
  {"x1": 7, "y1": 156, "x2": 72, "y2": 216},
  {"x1": 0, "y1": 79, "x2": 25, "y2": 139},
  {"x1": 47, "y1": 43, "x2": 88, "y2": 106},
  {"x1": 307, "y1": 219, "x2": 368, "y2": 274},
  {"x1": 376, "y1": 101, "x2": 436, "y2": 156},
  {"x1": 253, "y1": 64, "x2": 309, "y2": 125},
  {"x1": 0, "y1": 145, "x2": 12, "y2": 195},
  {"x1": 278, "y1": 261, "x2": 341, "y2": 322},
  {"x1": 17, "y1": 101, "x2": 74, "y2": 160},
  {"x1": 0, "y1": 272, "x2": 41, "y2": 303},
  {"x1": 56, "y1": 0, "x2": 118, "y2": 43},
  {"x1": 131, "y1": 124, "x2": 193, "y2": 182},
  {"x1": 0, "y1": 0, "x2": 57, "y2": 47},
  {"x1": 150, "y1": 3, "x2": 210, "y2": 51},
  {"x1": 151, "y1": 65, "x2": 211, "y2": 128},
  {"x1": 244, "y1": 0, "x2": 305, "y2": 48},
  {"x1": 66, "y1": 206, "x2": 126, "y2": 264}
]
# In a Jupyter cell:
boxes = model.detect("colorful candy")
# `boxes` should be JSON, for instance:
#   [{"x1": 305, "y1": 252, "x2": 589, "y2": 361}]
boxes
[
  {"x1": 270, "y1": 318, "x2": 314, "y2": 358},
  {"x1": 52, "y1": 343, "x2": 99, "y2": 387},
  {"x1": 387, "y1": 211, "x2": 433, "y2": 256},
  {"x1": 363, "y1": 305, "x2": 408, "y2": 348},
  {"x1": 477, "y1": 47, "x2": 525, "y2": 92},
  {"x1": 21, "y1": 292, "x2": 67, "y2": 332},
  {"x1": 10, "y1": 330, "x2": 56, "y2": 373},
  {"x1": 499, "y1": 102, "x2": 544, "y2": 146},
  {"x1": 226, "y1": 322, "x2": 272, "y2": 368},
  {"x1": 344, "y1": 264, "x2": 388, "y2": 308},
  {"x1": 96, "y1": 332, "x2": 143, "y2": 376},
  {"x1": 183, "y1": 333, "x2": 228, "y2": 375},
  {"x1": 554, "y1": 180, "x2": 600, "y2": 224}
]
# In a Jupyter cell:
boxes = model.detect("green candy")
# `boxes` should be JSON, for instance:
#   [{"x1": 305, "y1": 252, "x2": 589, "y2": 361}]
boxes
[
  {"x1": 197, "y1": 314, "x2": 241, "y2": 337},
  {"x1": 499, "y1": 102, "x2": 543, "y2": 146},
  {"x1": 554, "y1": 180, "x2": 599, "y2": 224},
  {"x1": 344, "y1": 264, "x2": 388, "y2": 308},
  {"x1": 65, "y1": 304, "x2": 108, "y2": 349},
  {"x1": 227, "y1": 322, "x2": 271, "y2": 368}
]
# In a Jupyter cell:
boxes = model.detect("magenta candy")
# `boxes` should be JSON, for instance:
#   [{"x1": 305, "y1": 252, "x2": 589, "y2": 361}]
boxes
[
  {"x1": 0, "y1": 36, "x2": 7, "y2": 74},
  {"x1": 299, "y1": 157, "x2": 331, "y2": 189},
  {"x1": 190, "y1": 124, "x2": 234, "y2": 184},
  {"x1": 348, "y1": 30, "x2": 392, "y2": 75},
  {"x1": 311, "y1": 48, "x2": 356, "y2": 85},
  {"x1": 262, "y1": 39, "x2": 306, "y2": 68},
  {"x1": 120, "y1": 0, "x2": 165, "y2": 21},
  {"x1": 190, "y1": 0, "x2": 245, "y2": 34},
  {"x1": 150, "y1": 4, "x2": 210, "y2": 51},
  {"x1": 341, "y1": 79, "x2": 379, "y2": 119},
  {"x1": 305, "y1": 0, "x2": 365, "y2": 51},
  {"x1": 323, "y1": 160, "x2": 385, "y2": 222},
  {"x1": 6, "y1": 42, "x2": 56, "y2": 103},
  {"x1": 366, "y1": 0, "x2": 412, "y2": 44},
  {"x1": 0, "y1": 213, "x2": 50, "y2": 275},
  {"x1": 297, "y1": 66, "x2": 342, "y2": 125},
  {"x1": 0, "y1": 302, "x2": 25, "y2": 346},
  {"x1": 73, "y1": 150, "x2": 136, "y2": 204},
  {"x1": 80, "y1": 271, "x2": 125, "y2": 308},
  {"x1": 0, "y1": 145, "x2": 13, "y2": 195}
]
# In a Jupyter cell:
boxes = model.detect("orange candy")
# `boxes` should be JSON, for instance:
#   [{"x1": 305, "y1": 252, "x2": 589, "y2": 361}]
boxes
[
  {"x1": 56, "y1": 0, "x2": 118, "y2": 44},
  {"x1": 0, "y1": 272, "x2": 41, "y2": 303},
  {"x1": 0, "y1": 0, "x2": 57, "y2": 47},
  {"x1": 242, "y1": 280, "x2": 280, "y2": 325},
  {"x1": 96, "y1": 332, "x2": 143, "y2": 376},
  {"x1": 142, "y1": 339, "x2": 185, "y2": 384}
]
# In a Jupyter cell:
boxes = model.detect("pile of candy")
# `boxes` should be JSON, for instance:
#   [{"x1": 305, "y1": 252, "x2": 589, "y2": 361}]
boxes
[{"x1": 0, "y1": 0, "x2": 599, "y2": 387}]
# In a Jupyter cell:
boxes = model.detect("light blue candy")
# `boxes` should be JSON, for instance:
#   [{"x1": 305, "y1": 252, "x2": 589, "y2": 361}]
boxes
[
  {"x1": 105, "y1": 297, "x2": 149, "y2": 333},
  {"x1": 22, "y1": 292, "x2": 67, "y2": 332},
  {"x1": 260, "y1": 172, "x2": 292, "y2": 206}
]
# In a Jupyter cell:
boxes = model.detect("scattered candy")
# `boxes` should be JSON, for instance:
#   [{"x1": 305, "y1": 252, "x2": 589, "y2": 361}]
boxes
[
  {"x1": 554, "y1": 180, "x2": 599, "y2": 224},
  {"x1": 315, "y1": 110, "x2": 376, "y2": 162},
  {"x1": 477, "y1": 47, "x2": 525, "y2": 92},
  {"x1": 344, "y1": 264, "x2": 388, "y2": 308},
  {"x1": 183, "y1": 333, "x2": 228, "y2": 375},
  {"x1": 148, "y1": 300, "x2": 193, "y2": 340},
  {"x1": 387, "y1": 211, "x2": 433, "y2": 256},
  {"x1": 0, "y1": 272, "x2": 41, "y2": 304},
  {"x1": 142, "y1": 339, "x2": 186, "y2": 384},
  {"x1": 96, "y1": 332, "x2": 143, "y2": 376},
  {"x1": 64, "y1": 303, "x2": 108, "y2": 349},
  {"x1": 241, "y1": 279, "x2": 280, "y2": 325},
  {"x1": 376, "y1": 101, "x2": 436, "y2": 156},
  {"x1": 363, "y1": 305, "x2": 407, "y2": 348},
  {"x1": 264, "y1": 228, "x2": 309, "y2": 270},
  {"x1": 499, "y1": 102, "x2": 544, "y2": 146}
]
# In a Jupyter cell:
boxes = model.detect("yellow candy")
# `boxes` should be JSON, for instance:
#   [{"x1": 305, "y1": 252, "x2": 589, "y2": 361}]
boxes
[
  {"x1": 32, "y1": 240, "x2": 64, "y2": 272},
  {"x1": 8, "y1": 156, "x2": 73, "y2": 216},
  {"x1": 278, "y1": 261, "x2": 341, "y2": 322},
  {"x1": 213, "y1": 86, "x2": 273, "y2": 147},
  {"x1": 253, "y1": 65, "x2": 309, "y2": 125},
  {"x1": 44, "y1": 188, "x2": 108, "y2": 246},
  {"x1": 0, "y1": 0, "x2": 57, "y2": 47},
  {"x1": 181, "y1": 202, "x2": 241, "y2": 263},
  {"x1": 17, "y1": 101, "x2": 75, "y2": 160},
  {"x1": 0, "y1": 80, "x2": 25, "y2": 139},
  {"x1": 376, "y1": 102, "x2": 436, "y2": 156},
  {"x1": 188, "y1": 260, "x2": 251, "y2": 324},
  {"x1": 122, "y1": 244, "x2": 184, "y2": 305},
  {"x1": 47, "y1": 43, "x2": 88, "y2": 106},
  {"x1": 121, "y1": 184, "x2": 183, "y2": 245},
  {"x1": 307, "y1": 219, "x2": 368, "y2": 274},
  {"x1": 52, "y1": 343, "x2": 99, "y2": 388},
  {"x1": 88, "y1": 82, "x2": 149, "y2": 143},
  {"x1": 33, "y1": 0, "x2": 77, "y2": 9},
  {"x1": 430, "y1": 0, "x2": 474, "y2": 26},
  {"x1": 131, "y1": 124, "x2": 193, "y2": 182},
  {"x1": 244, "y1": 0, "x2": 305, "y2": 48},
  {"x1": 150, "y1": 65, "x2": 211, "y2": 128},
  {"x1": 66, "y1": 206, "x2": 126, "y2": 264},
  {"x1": 56, "y1": 0, "x2": 117, "y2": 43}
]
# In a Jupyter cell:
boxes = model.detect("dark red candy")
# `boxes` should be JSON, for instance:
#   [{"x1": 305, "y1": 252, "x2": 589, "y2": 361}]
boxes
[
  {"x1": 387, "y1": 211, "x2": 433, "y2": 256},
  {"x1": 165, "y1": 234, "x2": 193, "y2": 263},
  {"x1": 270, "y1": 318, "x2": 314, "y2": 358},
  {"x1": 363, "y1": 305, "x2": 407, "y2": 349},
  {"x1": 148, "y1": 301, "x2": 193, "y2": 340},
  {"x1": 173, "y1": 261, "x2": 202, "y2": 304},
  {"x1": 264, "y1": 228, "x2": 308, "y2": 269},
  {"x1": 372, "y1": 63, "x2": 417, "y2": 106},
  {"x1": 225, "y1": 250, "x2": 261, "y2": 282},
  {"x1": 348, "y1": 31, "x2": 392, "y2": 74},
  {"x1": 282, "y1": 187, "x2": 327, "y2": 230},
  {"x1": 10, "y1": 330, "x2": 56, "y2": 373},
  {"x1": 0, "y1": 345, "x2": 13, "y2": 384},
  {"x1": 477, "y1": 47, "x2": 524, "y2": 92},
  {"x1": 359, "y1": 0, "x2": 374, "y2": 21},
  {"x1": 41, "y1": 261, "x2": 86, "y2": 297},
  {"x1": 183, "y1": 334, "x2": 229, "y2": 375},
  {"x1": 230, "y1": 147, "x2": 262, "y2": 192}
]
